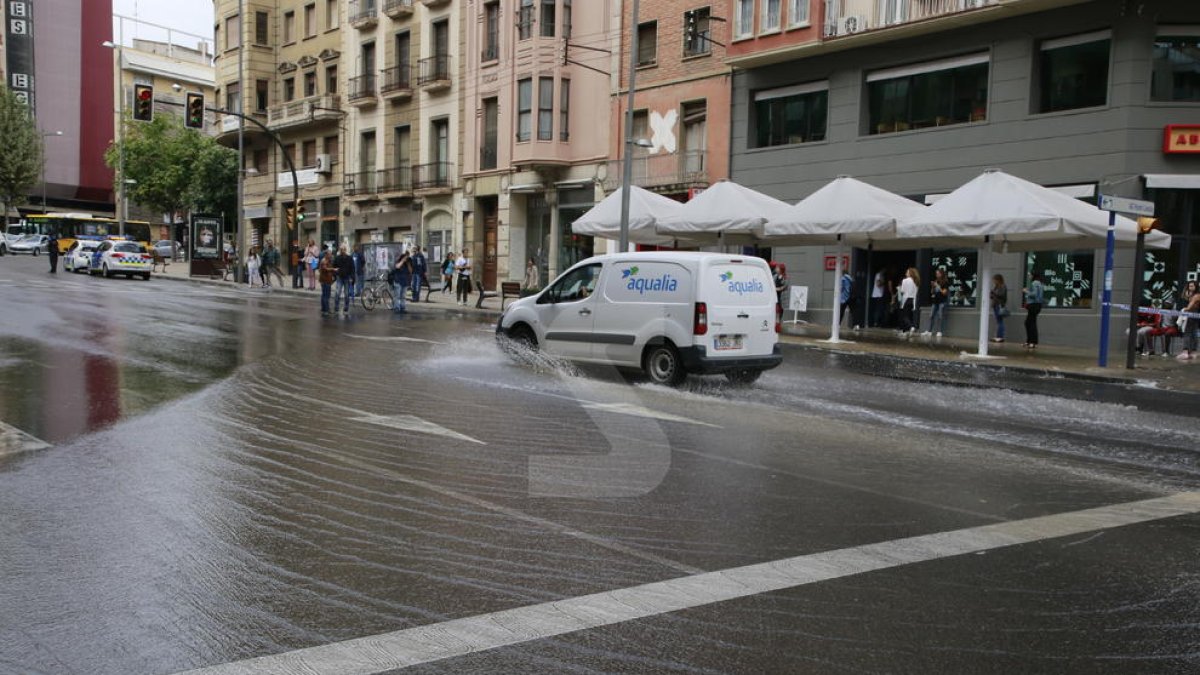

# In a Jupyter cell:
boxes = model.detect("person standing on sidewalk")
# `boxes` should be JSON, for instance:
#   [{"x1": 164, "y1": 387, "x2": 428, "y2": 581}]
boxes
[
  {"x1": 290, "y1": 241, "x2": 303, "y2": 288},
  {"x1": 923, "y1": 269, "x2": 948, "y2": 337},
  {"x1": 455, "y1": 248, "x2": 473, "y2": 306},
  {"x1": 246, "y1": 247, "x2": 261, "y2": 287},
  {"x1": 1176, "y1": 282, "x2": 1200, "y2": 361},
  {"x1": 897, "y1": 267, "x2": 920, "y2": 335},
  {"x1": 352, "y1": 244, "x2": 366, "y2": 301},
  {"x1": 318, "y1": 251, "x2": 335, "y2": 314},
  {"x1": 47, "y1": 234, "x2": 59, "y2": 273},
  {"x1": 441, "y1": 251, "x2": 456, "y2": 294},
  {"x1": 410, "y1": 246, "x2": 428, "y2": 302},
  {"x1": 332, "y1": 245, "x2": 354, "y2": 313},
  {"x1": 392, "y1": 250, "x2": 414, "y2": 314},
  {"x1": 1022, "y1": 272, "x2": 1045, "y2": 349},
  {"x1": 523, "y1": 257, "x2": 540, "y2": 290},
  {"x1": 839, "y1": 269, "x2": 855, "y2": 329},
  {"x1": 990, "y1": 274, "x2": 1008, "y2": 343},
  {"x1": 304, "y1": 239, "x2": 319, "y2": 290},
  {"x1": 262, "y1": 240, "x2": 284, "y2": 287}
]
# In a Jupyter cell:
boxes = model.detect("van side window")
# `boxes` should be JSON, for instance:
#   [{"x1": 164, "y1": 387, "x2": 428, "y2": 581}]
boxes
[{"x1": 541, "y1": 263, "x2": 601, "y2": 303}]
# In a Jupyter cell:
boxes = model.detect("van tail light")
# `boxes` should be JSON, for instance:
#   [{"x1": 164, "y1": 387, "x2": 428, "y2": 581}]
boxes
[
  {"x1": 775, "y1": 302, "x2": 782, "y2": 334},
  {"x1": 694, "y1": 302, "x2": 708, "y2": 336}
]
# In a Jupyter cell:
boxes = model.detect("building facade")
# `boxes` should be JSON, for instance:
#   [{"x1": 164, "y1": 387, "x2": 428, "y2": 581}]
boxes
[{"x1": 728, "y1": 0, "x2": 1200, "y2": 350}]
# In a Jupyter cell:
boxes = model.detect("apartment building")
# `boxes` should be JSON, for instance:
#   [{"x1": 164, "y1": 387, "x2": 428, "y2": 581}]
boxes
[
  {"x1": 606, "y1": 0, "x2": 732, "y2": 225},
  {"x1": 214, "y1": 0, "x2": 346, "y2": 253},
  {"x1": 727, "y1": 0, "x2": 1200, "y2": 350}
]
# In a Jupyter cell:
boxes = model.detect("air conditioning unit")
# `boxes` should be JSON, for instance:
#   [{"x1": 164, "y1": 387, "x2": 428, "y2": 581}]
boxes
[
  {"x1": 315, "y1": 154, "x2": 332, "y2": 174},
  {"x1": 840, "y1": 15, "x2": 868, "y2": 35}
]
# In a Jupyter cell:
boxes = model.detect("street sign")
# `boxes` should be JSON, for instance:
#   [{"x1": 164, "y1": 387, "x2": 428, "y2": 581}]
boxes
[
  {"x1": 788, "y1": 285, "x2": 808, "y2": 312},
  {"x1": 1099, "y1": 195, "x2": 1155, "y2": 217}
]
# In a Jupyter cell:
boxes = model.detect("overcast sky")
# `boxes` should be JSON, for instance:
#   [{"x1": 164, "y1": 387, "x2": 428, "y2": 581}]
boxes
[{"x1": 112, "y1": 0, "x2": 215, "y2": 45}]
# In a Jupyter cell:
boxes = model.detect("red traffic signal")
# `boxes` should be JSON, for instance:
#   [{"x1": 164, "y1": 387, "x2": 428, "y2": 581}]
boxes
[
  {"x1": 133, "y1": 84, "x2": 154, "y2": 122},
  {"x1": 185, "y1": 92, "x2": 205, "y2": 129}
]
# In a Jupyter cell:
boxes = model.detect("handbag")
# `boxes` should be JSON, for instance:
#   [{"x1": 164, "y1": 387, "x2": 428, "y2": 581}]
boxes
[{"x1": 998, "y1": 306, "x2": 1010, "y2": 318}]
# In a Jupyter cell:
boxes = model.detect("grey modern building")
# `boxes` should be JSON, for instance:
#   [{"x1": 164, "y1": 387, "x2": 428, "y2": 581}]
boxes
[{"x1": 728, "y1": 0, "x2": 1200, "y2": 351}]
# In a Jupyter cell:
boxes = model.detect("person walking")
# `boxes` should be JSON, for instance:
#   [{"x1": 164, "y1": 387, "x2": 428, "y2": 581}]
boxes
[
  {"x1": 1176, "y1": 281, "x2": 1200, "y2": 361},
  {"x1": 771, "y1": 262, "x2": 787, "y2": 302},
  {"x1": 47, "y1": 233, "x2": 59, "y2": 273},
  {"x1": 333, "y1": 245, "x2": 354, "y2": 313},
  {"x1": 410, "y1": 245, "x2": 428, "y2": 302},
  {"x1": 869, "y1": 268, "x2": 888, "y2": 327},
  {"x1": 318, "y1": 250, "x2": 335, "y2": 314},
  {"x1": 923, "y1": 269, "x2": 949, "y2": 337},
  {"x1": 455, "y1": 248, "x2": 473, "y2": 306},
  {"x1": 990, "y1": 274, "x2": 1009, "y2": 343},
  {"x1": 352, "y1": 244, "x2": 366, "y2": 301},
  {"x1": 1022, "y1": 272, "x2": 1045, "y2": 349},
  {"x1": 262, "y1": 240, "x2": 284, "y2": 287},
  {"x1": 246, "y1": 247, "x2": 261, "y2": 287},
  {"x1": 441, "y1": 251, "x2": 456, "y2": 294},
  {"x1": 523, "y1": 257, "x2": 540, "y2": 290},
  {"x1": 897, "y1": 267, "x2": 920, "y2": 334},
  {"x1": 290, "y1": 241, "x2": 304, "y2": 288},
  {"x1": 304, "y1": 239, "x2": 319, "y2": 290},
  {"x1": 839, "y1": 269, "x2": 855, "y2": 328},
  {"x1": 392, "y1": 250, "x2": 414, "y2": 314}
]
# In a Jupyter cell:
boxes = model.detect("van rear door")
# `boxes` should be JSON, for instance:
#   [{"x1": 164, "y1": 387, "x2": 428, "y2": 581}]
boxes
[{"x1": 700, "y1": 260, "x2": 777, "y2": 358}]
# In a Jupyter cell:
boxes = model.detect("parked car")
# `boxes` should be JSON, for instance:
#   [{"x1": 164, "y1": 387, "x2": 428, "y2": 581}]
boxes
[
  {"x1": 9, "y1": 234, "x2": 49, "y2": 255},
  {"x1": 64, "y1": 240, "x2": 101, "y2": 273},
  {"x1": 89, "y1": 240, "x2": 152, "y2": 279},
  {"x1": 152, "y1": 240, "x2": 186, "y2": 260}
]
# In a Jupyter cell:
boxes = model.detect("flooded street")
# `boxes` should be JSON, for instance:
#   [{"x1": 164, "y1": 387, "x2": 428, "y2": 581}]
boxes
[{"x1": 1, "y1": 255, "x2": 1198, "y2": 674}]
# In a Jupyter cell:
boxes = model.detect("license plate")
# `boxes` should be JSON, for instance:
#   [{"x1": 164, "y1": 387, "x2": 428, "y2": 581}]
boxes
[{"x1": 713, "y1": 335, "x2": 743, "y2": 351}]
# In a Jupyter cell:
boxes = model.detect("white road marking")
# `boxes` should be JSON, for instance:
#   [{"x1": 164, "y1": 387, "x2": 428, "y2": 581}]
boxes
[
  {"x1": 350, "y1": 414, "x2": 485, "y2": 445},
  {"x1": 0, "y1": 421, "x2": 50, "y2": 457},
  {"x1": 177, "y1": 492, "x2": 1200, "y2": 675},
  {"x1": 343, "y1": 334, "x2": 443, "y2": 345},
  {"x1": 579, "y1": 401, "x2": 719, "y2": 427}
]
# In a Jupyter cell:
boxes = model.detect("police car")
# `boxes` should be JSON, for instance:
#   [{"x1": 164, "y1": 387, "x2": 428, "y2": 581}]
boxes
[{"x1": 89, "y1": 240, "x2": 152, "y2": 280}]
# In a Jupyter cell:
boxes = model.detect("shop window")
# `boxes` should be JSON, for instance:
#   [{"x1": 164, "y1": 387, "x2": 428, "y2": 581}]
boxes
[
  {"x1": 754, "y1": 81, "x2": 828, "y2": 147},
  {"x1": 637, "y1": 21, "x2": 657, "y2": 66},
  {"x1": 1151, "y1": 31, "x2": 1200, "y2": 102},
  {"x1": 930, "y1": 250, "x2": 978, "y2": 307},
  {"x1": 1024, "y1": 250, "x2": 1095, "y2": 308},
  {"x1": 1037, "y1": 32, "x2": 1110, "y2": 113},
  {"x1": 868, "y1": 53, "x2": 989, "y2": 135}
]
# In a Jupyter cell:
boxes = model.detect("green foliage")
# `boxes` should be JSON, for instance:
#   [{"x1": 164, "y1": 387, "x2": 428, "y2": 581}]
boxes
[
  {"x1": 105, "y1": 113, "x2": 238, "y2": 222},
  {"x1": 0, "y1": 87, "x2": 44, "y2": 216}
]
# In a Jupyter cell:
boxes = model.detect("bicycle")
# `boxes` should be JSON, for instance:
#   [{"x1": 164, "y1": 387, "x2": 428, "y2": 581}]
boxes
[{"x1": 360, "y1": 272, "x2": 394, "y2": 311}]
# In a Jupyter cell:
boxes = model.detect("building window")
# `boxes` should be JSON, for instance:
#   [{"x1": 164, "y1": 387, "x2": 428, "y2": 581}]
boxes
[
  {"x1": 637, "y1": 21, "x2": 657, "y2": 67},
  {"x1": 563, "y1": 0, "x2": 571, "y2": 39},
  {"x1": 226, "y1": 82, "x2": 241, "y2": 113},
  {"x1": 1025, "y1": 250, "x2": 1095, "y2": 308},
  {"x1": 394, "y1": 125, "x2": 410, "y2": 169},
  {"x1": 284, "y1": 143, "x2": 296, "y2": 167},
  {"x1": 1038, "y1": 31, "x2": 1110, "y2": 113},
  {"x1": 541, "y1": 0, "x2": 556, "y2": 37},
  {"x1": 255, "y1": 79, "x2": 269, "y2": 112},
  {"x1": 560, "y1": 79, "x2": 570, "y2": 141},
  {"x1": 1151, "y1": 30, "x2": 1200, "y2": 102},
  {"x1": 734, "y1": 0, "x2": 753, "y2": 39},
  {"x1": 304, "y1": 71, "x2": 317, "y2": 97},
  {"x1": 867, "y1": 53, "x2": 989, "y2": 135},
  {"x1": 326, "y1": 65, "x2": 337, "y2": 94},
  {"x1": 482, "y1": 97, "x2": 498, "y2": 169},
  {"x1": 225, "y1": 14, "x2": 240, "y2": 50},
  {"x1": 326, "y1": 0, "x2": 339, "y2": 30},
  {"x1": 517, "y1": 77, "x2": 532, "y2": 141},
  {"x1": 304, "y1": 4, "x2": 316, "y2": 37},
  {"x1": 760, "y1": 0, "x2": 781, "y2": 33},
  {"x1": 324, "y1": 135, "x2": 339, "y2": 164},
  {"x1": 483, "y1": 1, "x2": 500, "y2": 61},
  {"x1": 681, "y1": 101, "x2": 707, "y2": 175},
  {"x1": 632, "y1": 109, "x2": 649, "y2": 147},
  {"x1": 518, "y1": 0, "x2": 534, "y2": 40},
  {"x1": 360, "y1": 131, "x2": 376, "y2": 173},
  {"x1": 284, "y1": 11, "x2": 295, "y2": 43},
  {"x1": 253, "y1": 148, "x2": 268, "y2": 173},
  {"x1": 538, "y1": 77, "x2": 554, "y2": 140},
  {"x1": 283, "y1": 77, "x2": 295, "y2": 102},
  {"x1": 683, "y1": 7, "x2": 711, "y2": 57},
  {"x1": 787, "y1": 0, "x2": 809, "y2": 27},
  {"x1": 754, "y1": 81, "x2": 828, "y2": 146},
  {"x1": 302, "y1": 139, "x2": 317, "y2": 167},
  {"x1": 254, "y1": 11, "x2": 269, "y2": 45}
]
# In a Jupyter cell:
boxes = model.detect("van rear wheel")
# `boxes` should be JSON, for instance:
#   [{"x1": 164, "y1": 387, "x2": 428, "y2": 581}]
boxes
[
  {"x1": 643, "y1": 344, "x2": 685, "y2": 386},
  {"x1": 724, "y1": 369, "x2": 763, "y2": 385}
]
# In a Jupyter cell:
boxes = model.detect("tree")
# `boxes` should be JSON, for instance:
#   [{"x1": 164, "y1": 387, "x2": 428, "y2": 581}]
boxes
[{"x1": 0, "y1": 87, "x2": 44, "y2": 224}]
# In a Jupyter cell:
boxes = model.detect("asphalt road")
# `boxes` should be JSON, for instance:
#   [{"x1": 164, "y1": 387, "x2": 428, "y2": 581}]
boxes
[{"x1": 0, "y1": 254, "x2": 1197, "y2": 674}]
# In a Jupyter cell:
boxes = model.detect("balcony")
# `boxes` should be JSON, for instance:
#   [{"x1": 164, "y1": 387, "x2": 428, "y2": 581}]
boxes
[
  {"x1": 417, "y1": 54, "x2": 452, "y2": 92},
  {"x1": 380, "y1": 65, "x2": 413, "y2": 100},
  {"x1": 378, "y1": 165, "x2": 413, "y2": 196},
  {"x1": 345, "y1": 170, "x2": 379, "y2": 199},
  {"x1": 825, "y1": 0, "x2": 1002, "y2": 38},
  {"x1": 349, "y1": 0, "x2": 378, "y2": 29},
  {"x1": 412, "y1": 161, "x2": 454, "y2": 194},
  {"x1": 421, "y1": 0, "x2": 450, "y2": 7},
  {"x1": 266, "y1": 95, "x2": 342, "y2": 131},
  {"x1": 601, "y1": 151, "x2": 708, "y2": 192},
  {"x1": 383, "y1": 0, "x2": 414, "y2": 19},
  {"x1": 348, "y1": 74, "x2": 378, "y2": 106}
]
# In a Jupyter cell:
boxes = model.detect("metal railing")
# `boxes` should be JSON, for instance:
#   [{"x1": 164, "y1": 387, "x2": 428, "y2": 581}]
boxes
[
  {"x1": 380, "y1": 65, "x2": 412, "y2": 94},
  {"x1": 350, "y1": 0, "x2": 378, "y2": 25},
  {"x1": 412, "y1": 161, "x2": 454, "y2": 190},
  {"x1": 417, "y1": 54, "x2": 452, "y2": 86},
  {"x1": 378, "y1": 165, "x2": 412, "y2": 193},
  {"x1": 482, "y1": 41, "x2": 499, "y2": 62},
  {"x1": 345, "y1": 170, "x2": 378, "y2": 196},
  {"x1": 348, "y1": 74, "x2": 377, "y2": 100},
  {"x1": 824, "y1": 0, "x2": 998, "y2": 38},
  {"x1": 266, "y1": 94, "x2": 341, "y2": 129},
  {"x1": 383, "y1": 0, "x2": 414, "y2": 16},
  {"x1": 601, "y1": 151, "x2": 708, "y2": 191}
]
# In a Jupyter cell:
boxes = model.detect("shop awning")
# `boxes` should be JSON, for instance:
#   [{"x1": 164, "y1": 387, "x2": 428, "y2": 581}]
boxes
[{"x1": 1144, "y1": 174, "x2": 1200, "y2": 189}]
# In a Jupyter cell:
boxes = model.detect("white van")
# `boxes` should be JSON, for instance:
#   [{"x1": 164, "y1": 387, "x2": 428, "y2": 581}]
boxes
[{"x1": 497, "y1": 252, "x2": 782, "y2": 385}]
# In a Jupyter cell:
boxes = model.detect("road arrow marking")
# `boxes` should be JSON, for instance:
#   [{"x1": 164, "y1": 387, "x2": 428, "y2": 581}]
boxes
[
  {"x1": 579, "y1": 401, "x2": 719, "y2": 427},
  {"x1": 0, "y1": 421, "x2": 50, "y2": 457},
  {"x1": 350, "y1": 414, "x2": 484, "y2": 445}
]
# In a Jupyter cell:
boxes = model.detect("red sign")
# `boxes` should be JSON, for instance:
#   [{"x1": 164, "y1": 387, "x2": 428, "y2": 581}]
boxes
[
  {"x1": 1163, "y1": 125, "x2": 1200, "y2": 154},
  {"x1": 823, "y1": 255, "x2": 850, "y2": 271}
]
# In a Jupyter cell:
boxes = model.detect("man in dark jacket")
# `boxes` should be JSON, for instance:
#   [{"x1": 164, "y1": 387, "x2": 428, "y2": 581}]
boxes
[
  {"x1": 410, "y1": 246, "x2": 428, "y2": 301},
  {"x1": 333, "y1": 245, "x2": 355, "y2": 313},
  {"x1": 47, "y1": 234, "x2": 59, "y2": 273}
]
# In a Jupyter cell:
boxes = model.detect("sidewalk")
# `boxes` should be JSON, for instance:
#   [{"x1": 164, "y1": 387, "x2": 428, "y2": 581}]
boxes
[{"x1": 151, "y1": 260, "x2": 1199, "y2": 393}]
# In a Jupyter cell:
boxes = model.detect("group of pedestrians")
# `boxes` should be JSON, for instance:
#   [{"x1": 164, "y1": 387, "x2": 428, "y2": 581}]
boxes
[{"x1": 244, "y1": 240, "x2": 285, "y2": 289}]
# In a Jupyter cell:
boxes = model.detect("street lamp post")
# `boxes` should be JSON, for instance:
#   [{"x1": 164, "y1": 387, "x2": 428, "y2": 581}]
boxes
[
  {"x1": 617, "y1": 0, "x2": 641, "y2": 253},
  {"x1": 40, "y1": 130, "x2": 63, "y2": 212},
  {"x1": 101, "y1": 40, "x2": 126, "y2": 237}
]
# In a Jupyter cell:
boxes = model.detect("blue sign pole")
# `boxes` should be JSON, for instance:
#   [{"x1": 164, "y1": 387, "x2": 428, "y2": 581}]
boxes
[{"x1": 1098, "y1": 209, "x2": 1116, "y2": 367}]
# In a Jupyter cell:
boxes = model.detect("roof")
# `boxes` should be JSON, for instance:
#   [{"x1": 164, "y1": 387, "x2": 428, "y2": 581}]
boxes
[{"x1": 123, "y1": 49, "x2": 215, "y2": 88}]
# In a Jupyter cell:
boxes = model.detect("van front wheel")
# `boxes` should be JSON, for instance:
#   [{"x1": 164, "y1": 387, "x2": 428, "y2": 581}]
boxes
[
  {"x1": 724, "y1": 369, "x2": 763, "y2": 385},
  {"x1": 643, "y1": 344, "x2": 685, "y2": 386}
]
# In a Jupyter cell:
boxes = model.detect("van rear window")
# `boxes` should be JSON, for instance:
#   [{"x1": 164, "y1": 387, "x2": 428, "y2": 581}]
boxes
[{"x1": 707, "y1": 264, "x2": 774, "y2": 306}]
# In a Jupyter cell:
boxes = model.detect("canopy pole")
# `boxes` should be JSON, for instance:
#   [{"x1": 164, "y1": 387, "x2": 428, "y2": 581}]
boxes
[
  {"x1": 976, "y1": 238, "x2": 992, "y2": 357},
  {"x1": 1098, "y1": 209, "x2": 1117, "y2": 367},
  {"x1": 864, "y1": 241, "x2": 873, "y2": 328},
  {"x1": 830, "y1": 235, "x2": 844, "y2": 342}
]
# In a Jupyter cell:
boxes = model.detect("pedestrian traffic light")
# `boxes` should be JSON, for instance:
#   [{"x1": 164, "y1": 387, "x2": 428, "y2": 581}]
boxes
[
  {"x1": 133, "y1": 84, "x2": 154, "y2": 122},
  {"x1": 185, "y1": 92, "x2": 204, "y2": 129}
]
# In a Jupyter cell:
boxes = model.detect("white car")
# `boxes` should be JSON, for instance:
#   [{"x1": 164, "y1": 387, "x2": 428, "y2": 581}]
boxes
[
  {"x1": 64, "y1": 240, "x2": 102, "y2": 272},
  {"x1": 89, "y1": 240, "x2": 152, "y2": 280},
  {"x1": 8, "y1": 234, "x2": 49, "y2": 255}
]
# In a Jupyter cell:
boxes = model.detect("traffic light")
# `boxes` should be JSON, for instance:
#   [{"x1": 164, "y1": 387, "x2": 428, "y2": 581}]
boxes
[
  {"x1": 285, "y1": 206, "x2": 295, "y2": 230},
  {"x1": 133, "y1": 84, "x2": 154, "y2": 122},
  {"x1": 185, "y1": 92, "x2": 204, "y2": 129},
  {"x1": 296, "y1": 203, "x2": 307, "y2": 224}
]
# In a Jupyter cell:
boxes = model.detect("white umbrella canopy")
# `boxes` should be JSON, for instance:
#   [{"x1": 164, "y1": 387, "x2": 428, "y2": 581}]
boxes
[
  {"x1": 898, "y1": 169, "x2": 1172, "y2": 251},
  {"x1": 656, "y1": 180, "x2": 791, "y2": 243},
  {"x1": 759, "y1": 175, "x2": 928, "y2": 246},
  {"x1": 571, "y1": 186, "x2": 686, "y2": 245}
]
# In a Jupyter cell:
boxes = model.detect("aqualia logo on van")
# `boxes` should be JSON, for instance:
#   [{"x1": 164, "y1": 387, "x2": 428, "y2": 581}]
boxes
[
  {"x1": 622, "y1": 266, "x2": 679, "y2": 295},
  {"x1": 721, "y1": 271, "x2": 765, "y2": 296}
]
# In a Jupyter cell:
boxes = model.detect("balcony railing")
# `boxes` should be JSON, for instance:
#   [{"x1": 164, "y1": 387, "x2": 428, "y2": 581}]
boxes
[
  {"x1": 345, "y1": 170, "x2": 378, "y2": 197},
  {"x1": 266, "y1": 95, "x2": 342, "y2": 130},
  {"x1": 601, "y1": 151, "x2": 708, "y2": 191},
  {"x1": 348, "y1": 74, "x2": 377, "y2": 103},
  {"x1": 417, "y1": 55, "x2": 452, "y2": 89},
  {"x1": 482, "y1": 41, "x2": 499, "y2": 62},
  {"x1": 421, "y1": 0, "x2": 450, "y2": 7},
  {"x1": 824, "y1": 0, "x2": 999, "y2": 38},
  {"x1": 379, "y1": 166, "x2": 413, "y2": 193},
  {"x1": 380, "y1": 65, "x2": 413, "y2": 97},
  {"x1": 350, "y1": 0, "x2": 378, "y2": 28},
  {"x1": 383, "y1": 0, "x2": 414, "y2": 19},
  {"x1": 412, "y1": 161, "x2": 454, "y2": 191}
]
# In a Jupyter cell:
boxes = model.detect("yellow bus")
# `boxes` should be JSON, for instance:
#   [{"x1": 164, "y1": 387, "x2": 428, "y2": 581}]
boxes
[{"x1": 24, "y1": 214, "x2": 153, "y2": 254}]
